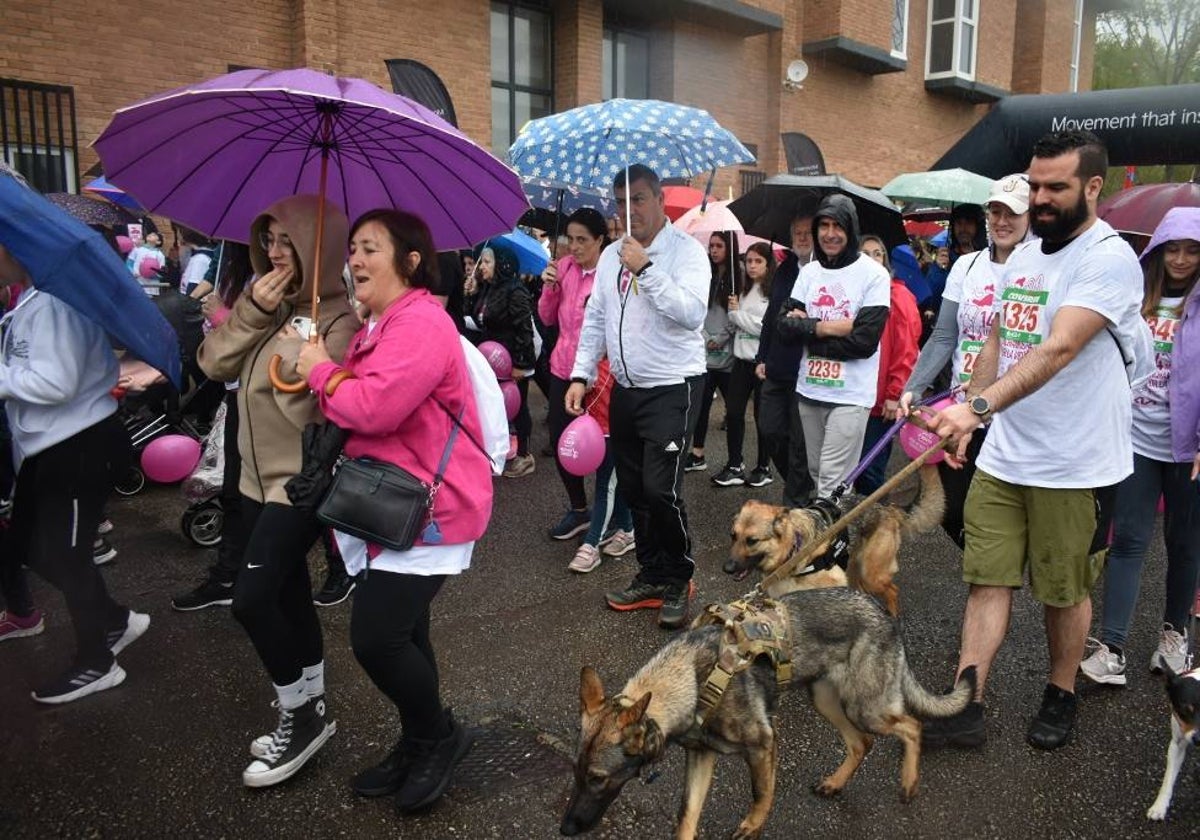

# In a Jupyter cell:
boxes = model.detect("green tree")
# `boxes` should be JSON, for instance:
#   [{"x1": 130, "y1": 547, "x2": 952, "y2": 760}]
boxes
[{"x1": 1093, "y1": 0, "x2": 1200, "y2": 192}]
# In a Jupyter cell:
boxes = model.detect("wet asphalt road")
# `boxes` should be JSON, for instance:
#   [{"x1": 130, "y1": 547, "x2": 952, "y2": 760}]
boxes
[{"x1": 1, "y1": 387, "x2": 1197, "y2": 839}]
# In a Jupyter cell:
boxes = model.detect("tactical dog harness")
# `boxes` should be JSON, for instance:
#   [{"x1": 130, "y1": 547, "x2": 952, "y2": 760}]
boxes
[{"x1": 692, "y1": 594, "x2": 793, "y2": 727}]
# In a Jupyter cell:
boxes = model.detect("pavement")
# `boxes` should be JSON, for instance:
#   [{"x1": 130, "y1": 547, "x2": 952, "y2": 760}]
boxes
[{"x1": 1, "y1": 388, "x2": 1197, "y2": 839}]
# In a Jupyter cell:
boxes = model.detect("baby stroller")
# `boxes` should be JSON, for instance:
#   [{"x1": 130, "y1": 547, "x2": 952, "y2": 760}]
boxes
[{"x1": 179, "y1": 400, "x2": 226, "y2": 547}]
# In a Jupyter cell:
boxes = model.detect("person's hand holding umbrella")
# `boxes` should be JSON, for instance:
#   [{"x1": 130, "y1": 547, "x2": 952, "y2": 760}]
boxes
[{"x1": 294, "y1": 328, "x2": 332, "y2": 381}]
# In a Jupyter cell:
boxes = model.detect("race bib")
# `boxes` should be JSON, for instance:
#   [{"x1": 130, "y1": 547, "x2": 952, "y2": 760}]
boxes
[
  {"x1": 1146, "y1": 306, "x2": 1179, "y2": 353},
  {"x1": 805, "y1": 355, "x2": 844, "y2": 388},
  {"x1": 999, "y1": 287, "x2": 1048, "y2": 346},
  {"x1": 958, "y1": 339, "x2": 984, "y2": 383}
]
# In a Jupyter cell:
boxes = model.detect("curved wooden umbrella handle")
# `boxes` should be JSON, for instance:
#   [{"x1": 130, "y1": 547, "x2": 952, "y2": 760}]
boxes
[{"x1": 268, "y1": 353, "x2": 309, "y2": 393}]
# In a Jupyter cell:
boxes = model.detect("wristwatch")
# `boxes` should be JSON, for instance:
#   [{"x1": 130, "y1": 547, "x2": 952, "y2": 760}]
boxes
[
  {"x1": 968, "y1": 395, "x2": 992, "y2": 420},
  {"x1": 634, "y1": 260, "x2": 653, "y2": 277}
]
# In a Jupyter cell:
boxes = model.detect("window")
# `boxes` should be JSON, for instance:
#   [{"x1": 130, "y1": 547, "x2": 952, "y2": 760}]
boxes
[
  {"x1": 891, "y1": 0, "x2": 910, "y2": 60},
  {"x1": 1069, "y1": 0, "x2": 1084, "y2": 92},
  {"x1": 602, "y1": 27, "x2": 650, "y2": 100},
  {"x1": 0, "y1": 78, "x2": 78, "y2": 193},
  {"x1": 491, "y1": 1, "x2": 553, "y2": 157},
  {"x1": 925, "y1": 0, "x2": 978, "y2": 81}
]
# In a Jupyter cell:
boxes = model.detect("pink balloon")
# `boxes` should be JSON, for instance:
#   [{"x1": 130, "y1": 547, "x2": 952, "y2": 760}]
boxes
[
  {"x1": 499, "y1": 379, "x2": 521, "y2": 421},
  {"x1": 115, "y1": 235, "x2": 134, "y2": 255},
  {"x1": 138, "y1": 255, "x2": 161, "y2": 279},
  {"x1": 898, "y1": 397, "x2": 955, "y2": 464},
  {"x1": 478, "y1": 340, "x2": 513, "y2": 380},
  {"x1": 557, "y1": 414, "x2": 606, "y2": 477},
  {"x1": 141, "y1": 434, "x2": 202, "y2": 483}
]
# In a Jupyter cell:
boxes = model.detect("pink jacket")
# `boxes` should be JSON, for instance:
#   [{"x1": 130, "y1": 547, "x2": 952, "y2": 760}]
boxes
[
  {"x1": 537, "y1": 255, "x2": 596, "y2": 379},
  {"x1": 308, "y1": 289, "x2": 494, "y2": 546}
]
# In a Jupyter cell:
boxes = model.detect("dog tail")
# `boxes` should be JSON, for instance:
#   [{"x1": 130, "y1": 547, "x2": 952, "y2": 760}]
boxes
[
  {"x1": 900, "y1": 463, "x2": 946, "y2": 537},
  {"x1": 901, "y1": 664, "x2": 977, "y2": 718}
]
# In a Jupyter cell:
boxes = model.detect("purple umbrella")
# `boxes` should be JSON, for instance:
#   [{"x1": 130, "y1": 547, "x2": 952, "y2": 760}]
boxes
[
  {"x1": 94, "y1": 68, "x2": 528, "y2": 250},
  {"x1": 96, "y1": 68, "x2": 528, "y2": 391}
]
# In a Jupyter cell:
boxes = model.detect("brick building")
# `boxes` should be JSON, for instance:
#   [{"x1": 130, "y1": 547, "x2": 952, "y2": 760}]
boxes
[{"x1": 1, "y1": 0, "x2": 1110, "y2": 200}]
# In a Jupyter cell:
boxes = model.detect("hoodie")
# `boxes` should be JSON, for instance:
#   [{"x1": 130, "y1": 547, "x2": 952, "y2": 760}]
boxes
[
  {"x1": 197, "y1": 194, "x2": 357, "y2": 504},
  {"x1": 472, "y1": 242, "x2": 535, "y2": 370}
]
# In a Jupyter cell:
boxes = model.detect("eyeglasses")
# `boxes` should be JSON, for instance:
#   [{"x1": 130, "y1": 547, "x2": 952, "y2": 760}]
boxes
[{"x1": 259, "y1": 232, "x2": 294, "y2": 252}]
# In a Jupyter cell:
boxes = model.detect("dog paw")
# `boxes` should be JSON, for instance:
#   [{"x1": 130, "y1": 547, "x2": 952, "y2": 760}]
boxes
[
  {"x1": 900, "y1": 785, "x2": 919, "y2": 804},
  {"x1": 812, "y1": 780, "x2": 843, "y2": 798},
  {"x1": 731, "y1": 825, "x2": 762, "y2": 840},
  {"x1": 1146, "y1": 803, "x2": 1168, "y2": 821}
]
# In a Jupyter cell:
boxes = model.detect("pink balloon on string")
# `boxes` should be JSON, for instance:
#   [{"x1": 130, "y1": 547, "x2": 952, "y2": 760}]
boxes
[
  {"x1": 478, "y1": 341, "x2": 513, "y2": 380},
  {"x1": 138, "y1": 256, "x2": 161, "y2": 279},
  {"x1": 116, "y1": 235, "x2": 134, "y2": 255},
  {"x1": 557, "y1": 414, "x2": 605, "y2": 477},
  {"x1": 499, "y1": 379, "x2": 521, "y2": 421},
  {"x1": 898, "y1": 397, "x2": 955, "y2": 464},
  {"x1": 141, "y1": 434, "x2": 202, "y2": 483}
]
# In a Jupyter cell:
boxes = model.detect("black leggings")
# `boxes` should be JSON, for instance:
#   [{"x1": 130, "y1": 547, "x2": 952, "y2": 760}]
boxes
[
  {"x1": 8, "y1": 414, "x2": 131, "y2": 668},
  {"x1": 350, "y1": 571, "x2": 449, "y2": 738},
  {"x1": 725, "y1": 359, "x2": 768, "y2": 469},
  {"x1": 548, "y1": 375, "x2": 587, "y2": 509},
  {"x1": 691, "y1": 369, "x2": 730, "y2": 450},
  {"x1": 232, "y1": 499, "x2": 323, "y2": 686},
  {"x1": 513, "y1": 378, "x2": 532, "y2": 457}
]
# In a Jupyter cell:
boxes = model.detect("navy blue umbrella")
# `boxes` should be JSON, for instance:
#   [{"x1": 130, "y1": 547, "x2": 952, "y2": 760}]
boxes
[{"x1": 0, "y1": 170, "x2": 182, "y2": 388}]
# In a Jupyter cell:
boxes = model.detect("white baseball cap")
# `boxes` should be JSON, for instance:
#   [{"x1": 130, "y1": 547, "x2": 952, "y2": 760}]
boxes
[{"x1": 986, "y1": 173, "x2": 1030, "y2": 215}]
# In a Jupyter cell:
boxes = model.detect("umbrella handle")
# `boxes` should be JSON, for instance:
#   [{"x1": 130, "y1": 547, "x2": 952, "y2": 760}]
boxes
[{"x1": 268, "y1": 352, "x2": 310, "y2": 394}]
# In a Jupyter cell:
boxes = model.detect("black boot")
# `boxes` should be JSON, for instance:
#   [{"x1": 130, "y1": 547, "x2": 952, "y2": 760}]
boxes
[
  {"x1": 395, "y1": 710, "x2": 474, "y2": 813},
  {"x1": 351, "y1": 736, "x2": 409, "y2": 797}
]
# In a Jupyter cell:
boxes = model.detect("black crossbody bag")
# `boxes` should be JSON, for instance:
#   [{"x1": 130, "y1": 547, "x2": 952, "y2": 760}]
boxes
[{"x1": 316, "y1": 406, "x2": 465, "y2": 552}]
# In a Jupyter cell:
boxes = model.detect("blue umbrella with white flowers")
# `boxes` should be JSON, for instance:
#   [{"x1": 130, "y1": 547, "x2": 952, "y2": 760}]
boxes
[{"x1": 507, "y1": 99, "x2": 755, "y2": 194}]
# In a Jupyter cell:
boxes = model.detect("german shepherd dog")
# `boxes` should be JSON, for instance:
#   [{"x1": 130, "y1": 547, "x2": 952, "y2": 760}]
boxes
[
  {"x1": 1147, "y1": 663, "x2": 1200, "y2": 821},
  {"x1": 725, "y1": 464, "x2": 945, "y2": 614},
  {"x1": 560, "y1": 588, "x2": 976, "y2": 839}
]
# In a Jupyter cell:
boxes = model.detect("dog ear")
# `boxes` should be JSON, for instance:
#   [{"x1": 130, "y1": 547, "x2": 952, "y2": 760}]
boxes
[
  {"x1": 772, "y1": 511, "x2": 789, "y2": 537},
  {"x1": 618, "y1": 691, "x2": 652, "y2": 727},
  {"x1": 580, "y1": 666, "x2": 606, "y2": 716}
]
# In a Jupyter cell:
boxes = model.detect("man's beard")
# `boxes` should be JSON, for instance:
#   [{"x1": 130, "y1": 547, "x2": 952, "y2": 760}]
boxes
[{"x1": 1030, "y1": 191, "x2": 1088, "y2": 242}]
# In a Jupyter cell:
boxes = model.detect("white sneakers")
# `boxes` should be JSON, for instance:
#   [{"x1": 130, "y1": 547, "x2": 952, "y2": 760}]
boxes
[
  {"x1": 1150, "y1": 624, "x2": 1191, "y2": 674},
  {"x1": 1080, "y1": 625, "x2": 1192, "y2": 687}
]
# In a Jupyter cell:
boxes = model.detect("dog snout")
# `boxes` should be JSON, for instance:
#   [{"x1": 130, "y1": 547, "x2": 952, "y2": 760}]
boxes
[{"x1": 722, "y1": 557, "x2": 741, "y2": 575}]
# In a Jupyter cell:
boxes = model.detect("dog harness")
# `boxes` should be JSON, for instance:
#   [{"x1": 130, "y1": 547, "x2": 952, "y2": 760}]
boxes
[{"x1": 692, "y1": 594, "x2": 793, "y2": 727}]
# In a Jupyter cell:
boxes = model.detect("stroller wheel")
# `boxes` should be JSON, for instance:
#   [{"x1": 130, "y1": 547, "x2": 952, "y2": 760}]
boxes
[
  {"x1": 114, "y1": 466, "x2": 146, "y2": 496},
  {"x1": 183, "y1": 499, "x2": 223, "y2": 547}
]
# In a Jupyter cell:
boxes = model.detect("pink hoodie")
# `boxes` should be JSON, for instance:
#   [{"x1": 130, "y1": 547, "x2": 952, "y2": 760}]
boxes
[
  {"x1": 537, "y1": 255, "x2": 596, "y2": 379},
  {"x1": 308, "y1": 289, "x2": 494, "y2": 546}
]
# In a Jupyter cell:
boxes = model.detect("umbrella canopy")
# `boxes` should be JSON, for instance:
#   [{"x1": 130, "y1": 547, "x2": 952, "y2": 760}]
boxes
[
  {"x1": 519, "y1": 177, "x2": 614, "y2": 236},
  {"x1": 1098, "y1": 182, "x2": 1200, "y2": 237},
  {"x1": 44, "y1": 192, "x2": 137, "y2": 228},
  {"x1": 483, "y1": 229, "x2": 549, "y2": 276},
  {"x1": 675, "y1": 199, "x2": 743, "y2": 240},
  {"x1": 82, "y1": 175, "x2": 145, "y2": 212},
  {"x1": 881, "y1": 168, "x2": 993, "y2": 207},
  {"x1": 729, "y1": 174, "x2": 906, "y2": 252},
  {"x1": 0, "y1": 170, "x2": 182, "y2": 387},
  {"x1": 663, "y1": 185, "x2": 707, "y2": 221},
  {"x1": 95, "y1": 68, "x2": 528, "y2": 249},
  {"x1": 507, "y1": 99, "x2": 755, "y2": 193},
  {"x1": 904, "y1": 218, "x2": 945, "y2": 238}
]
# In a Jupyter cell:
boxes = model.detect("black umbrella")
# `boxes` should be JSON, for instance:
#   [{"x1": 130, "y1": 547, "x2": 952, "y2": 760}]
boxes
[
  {"x1": 44, "y1": 192, "x2": 136, "y2": 228},
  {"x1": 285, "y1": 422, "x2": 348, "y2": 513},
  {"x1": 729, "y1": 174, "x2": 906, "y2": 252}
]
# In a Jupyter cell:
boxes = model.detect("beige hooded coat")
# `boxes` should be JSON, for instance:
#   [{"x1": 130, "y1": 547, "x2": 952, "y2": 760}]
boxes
[{"x1": 197, "y1": 195, "x2": 358, "y2": 504}]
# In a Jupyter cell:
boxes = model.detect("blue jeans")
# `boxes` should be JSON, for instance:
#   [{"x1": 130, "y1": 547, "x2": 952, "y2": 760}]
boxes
[
  {"x1": 582, "y1": 443, "x2": 633, "y2": 547},
  {"x1": 1099, "y1": 453, "x2": 1200, "y2": 648},
  {"x1": 854, "y1": 414, "x2": 895, "y2": 495}
]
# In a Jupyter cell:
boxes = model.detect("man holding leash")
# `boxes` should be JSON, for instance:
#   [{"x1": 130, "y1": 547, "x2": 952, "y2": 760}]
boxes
[
  {"x1": 925, "y1": 130, "x2": 1152, "y2": 750},
  {"x1": 566, "y1": 164, "x2": 710, "y2": 630}
]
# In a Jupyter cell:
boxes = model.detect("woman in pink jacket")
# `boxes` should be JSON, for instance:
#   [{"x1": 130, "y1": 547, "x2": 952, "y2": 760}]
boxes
[
  {"x1": 537, "y1": 208, "x2": 609, "y2": 541},
  {"x1": 298, "y1": 209, "x2": 493, "y2": 815}
]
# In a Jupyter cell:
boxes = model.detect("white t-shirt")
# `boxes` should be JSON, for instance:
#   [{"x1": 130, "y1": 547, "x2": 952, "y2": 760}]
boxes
[
  {"x1": 1131, "y1": 296, "x2": 1181, "y2": 462},
  {"x1": 179, "y1": 250, "x2": 213, "y2": 296},
  {"x1": 978, "y1": 220, "x2": 1144, "y2": 488},
  {"x1": 790, "y1": 253, "x2": 891, "y2": 409},
  {"x1": 942, "y1": 250, "x2": 1002, "y2": 398}
]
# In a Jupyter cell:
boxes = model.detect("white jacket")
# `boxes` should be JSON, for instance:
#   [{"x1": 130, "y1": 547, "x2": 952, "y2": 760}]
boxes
[
  {"x1": 0, "y1": 290, "x2": 118, "y2": 466},
  {"x1": 572, "y1": 222, "x2": 710, "y2": 388},
  {"x1": 726, "y1": 283, "x2": 770, "y2": 362}
]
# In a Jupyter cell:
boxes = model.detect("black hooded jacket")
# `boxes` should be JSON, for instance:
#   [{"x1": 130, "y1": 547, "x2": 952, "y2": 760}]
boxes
[
  {"x1": 471, "y1": 242, "x2": 536, "y2": 369},
  {"x1": 776, "y1": 194, "x2": 889, "y2": 361}
]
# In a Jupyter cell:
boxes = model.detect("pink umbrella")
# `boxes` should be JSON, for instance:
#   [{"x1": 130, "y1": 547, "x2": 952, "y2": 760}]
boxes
[
  {"x1": 1098, "y1": 182, "x2": 1200, "y2": 237},
  {"x1": 675, "y1": 199, "x2": 743, "y2": 239}
]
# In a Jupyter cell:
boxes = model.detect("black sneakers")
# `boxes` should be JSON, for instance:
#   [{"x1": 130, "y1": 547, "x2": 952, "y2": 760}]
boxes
[
  {"x1": 172, "y1": 578, "x2": 234, "y2": 611},
  {"x1": 711, "y1": 464, "x2": 746, "y2": 487},
  {"x1": 548, "y1": 508, "x2": 592, "y2": 541},
  {"x1": 313, "y1": 571, "x2": 356, "y2": 607},
  {"x1": 921, "y1": 700, "x2": 986, "y2": 748},
  {"x1": 352, "y1": 736, "x2": 410, "y2": 797},
  {"x1": 605, "y1": 578, "x2": 668, "y2": 611},
  {"x1": 92, "y1": 537, "x2": 117, "y2": 566},
  {"x1": 395, "y1": 710, "x2": 474, "y2": 812},
  {"x1": 31, "y1": 661, "x2": 126, "y2": 705},
  {"x1": 657, "y1": 580, "x2": 695, "y2": 630},
  {"x1": 1026, "y1": 684, "x2": 1076, "y2": 750},
  {"x1": 746, "y1": 466, "x2": 773, "y2": 488},
  {"x1": 243, "y1": 695, "x2": 337, "y2": 787},
  {"x1": 683, "y1": 453, "x2": 707, "y2": 472}
]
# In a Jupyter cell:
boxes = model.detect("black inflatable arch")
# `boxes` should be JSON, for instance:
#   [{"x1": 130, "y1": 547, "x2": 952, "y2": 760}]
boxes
[{"x1": 932, "y1": 83, "x2": 1200, "y2": 177}]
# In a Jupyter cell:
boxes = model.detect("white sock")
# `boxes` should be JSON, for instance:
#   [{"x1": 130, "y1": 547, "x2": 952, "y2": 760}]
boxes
[
  {"x1": 274, "y1": 676, "x2": 307, "y2": 711},
  {"x1": 302, "y1": 662, "x2": 325, "y2": 699}
]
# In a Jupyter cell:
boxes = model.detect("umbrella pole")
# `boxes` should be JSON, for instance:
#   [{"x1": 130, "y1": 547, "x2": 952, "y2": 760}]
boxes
[
  {"x1": 269, "y1": 111, "x2": 333, "y2": 394},
  {"x1": 552, "y1": 189, "x2": 565, "y2": 249}
]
